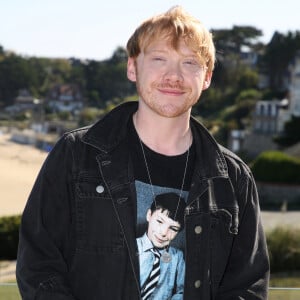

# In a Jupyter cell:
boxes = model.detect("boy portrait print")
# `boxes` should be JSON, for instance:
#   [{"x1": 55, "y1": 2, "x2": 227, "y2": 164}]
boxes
[{"x1": 136, "y1": 193, "x2": 186, "y2": 300}]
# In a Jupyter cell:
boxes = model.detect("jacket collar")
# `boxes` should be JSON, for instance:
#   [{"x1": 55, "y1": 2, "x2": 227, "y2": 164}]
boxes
[
  {"x1": 82, "y1": 101, "x2": 138, "y2": 153},
  {"x1": 190, "y1": 117, "x2": 228, "y2": 179},
  {"x1": 82, "y1": 101, "x2": 228, "y2": 179}
]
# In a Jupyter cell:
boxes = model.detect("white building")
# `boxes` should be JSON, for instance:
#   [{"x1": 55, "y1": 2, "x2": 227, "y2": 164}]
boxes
[
  {"x1": 228, "y1": 52, "x2": 300, "y2": 156},
  {"x1": 288, "y1": 53, "x2": 300, "y2": 117},
  {"x1": 46, "y1": 84, "x2": 84, "y2": 113}
]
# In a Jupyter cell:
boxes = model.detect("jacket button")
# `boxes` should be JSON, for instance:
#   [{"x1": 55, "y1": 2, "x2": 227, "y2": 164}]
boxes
[
  {"x1": 194, "y1": 225, "x2": 202, "y2": 234},
  {"x1": 194, "y1": 280, "x2": 201, "y2": 288},
  {"x1": 96, "y1": 185, "x2": 104, "y2": 193}
]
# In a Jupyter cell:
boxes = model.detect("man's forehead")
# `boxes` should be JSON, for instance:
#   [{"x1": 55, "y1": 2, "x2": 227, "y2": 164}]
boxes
[{"x1": 144, "y1": 38, "x2": 194, "y2": 54}]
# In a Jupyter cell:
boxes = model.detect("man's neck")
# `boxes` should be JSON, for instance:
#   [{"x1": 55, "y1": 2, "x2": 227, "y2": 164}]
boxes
[{"x1": 133, "y1": 105, "x2": 193, "y2": 156}]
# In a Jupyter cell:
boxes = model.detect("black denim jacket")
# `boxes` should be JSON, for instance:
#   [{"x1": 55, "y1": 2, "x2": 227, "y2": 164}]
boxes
[{"x1": 16, "y1": 101, "x2": 270, "y2": 300}]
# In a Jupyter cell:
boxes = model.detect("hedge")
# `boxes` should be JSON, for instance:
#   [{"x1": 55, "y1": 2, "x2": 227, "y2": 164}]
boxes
[
  {"x1": 250, "y1": 151, "x2": 300, "y2": 184},
  {"x1": 267, "y1": 227, "x2": 300, "y2": 272},
  {"x1": 0, "y1": 215, "x2": 21, "y2": 259},
  {"x1": 1, "y1": 215, "x2": 300, "y2": 273}
]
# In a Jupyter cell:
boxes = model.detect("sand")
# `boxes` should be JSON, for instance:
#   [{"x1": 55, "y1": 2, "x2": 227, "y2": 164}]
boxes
[{"x1": 0, "y1": 132, "x2": 47, "y2": 217}]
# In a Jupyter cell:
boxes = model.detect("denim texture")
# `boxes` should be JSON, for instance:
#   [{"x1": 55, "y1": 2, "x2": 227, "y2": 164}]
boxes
[{"x1": 17, "y1": 101, "x2": 270, "y2": 300}]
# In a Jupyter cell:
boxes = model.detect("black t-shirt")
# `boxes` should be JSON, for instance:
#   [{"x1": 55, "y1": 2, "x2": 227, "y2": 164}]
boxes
[{"x1": 128, "y1": 117, "x2": 195, "y2": 250}]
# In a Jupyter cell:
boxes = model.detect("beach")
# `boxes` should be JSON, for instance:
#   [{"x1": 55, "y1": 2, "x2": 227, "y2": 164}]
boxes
[{"x1": 0, "y1": 132, "x2": 47, "y2": 217}]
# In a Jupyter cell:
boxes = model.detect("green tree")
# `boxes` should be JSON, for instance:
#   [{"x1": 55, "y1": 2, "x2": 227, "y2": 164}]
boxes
[
  {"x1": 274, "y1": 115, "x2": 300, "y2": 147},
  {"x1": 237, "y1": 67, "x2": 259, "y2": 90},
  {"x1": 109, "y1": 46, "x2": 128, "y2": 64},
  {"x1": 68, "y1": 59, "x2": 86, "y2": 91},
  {"x1": 195, "y1": 25, "x2": 263, "y2": 120},
  {"x1": 84, "y1": 58, "x2": 134, "y2": 106},
  {"x1": 0, "y1": 54, "x2": 37, "y2": 103},
  {"x1": 213, "y1": 26, "x2": 263, "y2": 54},
  {"x1": 235, "y1": 89, "x2": 262, "y2": 103},
  {"x1": 259, "y1": 31, "x2": 300, "y2": 93}
]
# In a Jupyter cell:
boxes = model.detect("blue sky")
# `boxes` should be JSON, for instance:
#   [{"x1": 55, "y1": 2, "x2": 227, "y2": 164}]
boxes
[{"x1": 1, "y1": 0, "x2": 299, "y2": 61}]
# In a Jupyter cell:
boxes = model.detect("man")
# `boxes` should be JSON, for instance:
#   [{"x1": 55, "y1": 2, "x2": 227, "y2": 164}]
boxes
[
  {"x1": 17, "y1": 6, "x2": 270, "y2": 300},
  {"x1": 137, "y1": 193, "x2": 186, "y2": 300}
]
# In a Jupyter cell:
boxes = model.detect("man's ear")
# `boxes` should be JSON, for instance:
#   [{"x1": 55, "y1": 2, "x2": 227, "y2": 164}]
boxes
[
  {"x1": 202, "y1": 72, "x2": 212, "y2": 90},
  {"x1": 127, "y1": 57, "x2": 137, "y2": 82}
]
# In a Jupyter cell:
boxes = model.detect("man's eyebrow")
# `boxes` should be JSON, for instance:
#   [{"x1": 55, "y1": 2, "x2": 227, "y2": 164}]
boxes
[{"x1": 145, "y1": 49, "x2": 167, "y2": 54}]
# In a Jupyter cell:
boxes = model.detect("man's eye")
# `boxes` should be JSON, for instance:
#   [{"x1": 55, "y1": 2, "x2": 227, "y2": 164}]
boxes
[
  {"x1": 157, "y1": 219, "x2": 163, "y2": 224},
  {"x1": 183, "y1": 60, "x2": 197, "y2": 65},
  {"x1": 153, "y1": 57, "x2": 165, "y2": 62}
]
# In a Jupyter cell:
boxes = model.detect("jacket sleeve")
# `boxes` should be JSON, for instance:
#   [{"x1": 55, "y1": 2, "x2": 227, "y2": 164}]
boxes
[
  {"x1": 16, "y1": 135, "x2": 76, "y2": 300},
  {"x1": 216, "y1": 166, "x2": 270, "y2": 300}
]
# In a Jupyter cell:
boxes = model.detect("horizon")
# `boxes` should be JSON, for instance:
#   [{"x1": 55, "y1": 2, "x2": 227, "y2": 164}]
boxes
[{"x1": 1, "y1": 0, "x2": 300, "y2": 61}]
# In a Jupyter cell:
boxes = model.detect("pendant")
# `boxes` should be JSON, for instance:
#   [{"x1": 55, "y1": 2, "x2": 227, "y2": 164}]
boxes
[{"x1": 161, "y1": 250, "x2": 172, "y2": 263}]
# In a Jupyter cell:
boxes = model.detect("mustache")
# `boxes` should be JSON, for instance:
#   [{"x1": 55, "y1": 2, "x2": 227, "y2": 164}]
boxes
[{"x1": 155, "y1": 83, "x2": 185, "y2": 90}]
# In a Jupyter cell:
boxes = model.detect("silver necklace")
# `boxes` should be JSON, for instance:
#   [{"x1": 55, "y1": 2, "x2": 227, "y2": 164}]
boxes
[{"x1": 138, "y1": 137, "x2": 190, "y2": 263}]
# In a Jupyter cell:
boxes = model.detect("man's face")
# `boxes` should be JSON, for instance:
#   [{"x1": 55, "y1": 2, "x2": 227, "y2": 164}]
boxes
[
  {"x1": 127, "y1": 38, "x2": 211, "y2": 118},
  {"x1": 146, "y1": 208, "x2": 181, "y2": 249}
]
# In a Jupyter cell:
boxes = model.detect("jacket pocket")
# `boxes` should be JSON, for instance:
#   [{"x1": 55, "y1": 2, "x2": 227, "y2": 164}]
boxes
[
  {"x1": 75, "y1": 172, "x2": 125, "y2": 253},
  {"x1": 211, "y1": 207, "x2": 239, "y2": 235},
  {"x1": 208, "y1": 177, "x2": 239, "y2": 235}
]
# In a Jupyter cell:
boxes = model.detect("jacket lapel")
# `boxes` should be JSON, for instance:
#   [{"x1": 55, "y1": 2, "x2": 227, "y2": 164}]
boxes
[{"x1": 96, "y1": 140, "x2": 140, "y2": 291}]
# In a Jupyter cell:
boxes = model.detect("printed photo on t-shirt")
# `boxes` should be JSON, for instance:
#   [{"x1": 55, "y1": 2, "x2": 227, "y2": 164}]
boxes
[{"x1": 136, "y1": 191, "x2": 186, "y2": 300}]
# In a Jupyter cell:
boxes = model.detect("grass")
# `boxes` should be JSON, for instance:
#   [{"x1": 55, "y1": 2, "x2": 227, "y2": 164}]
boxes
[
  {"x1": 270, "y1": 272, "x2": 300, "y2": 287},
  {"x1": 1, "y1": 274, "x2": 300, "y2": 300},
  {"x1": 269, "y1": 272, "x2": 300, "y2": 300},
  {"x1": 269, "y1": 289, "x2": 300, "y2": 300},
  {"x1": 0, "y1": 284, "x2": 21, "y2": 300},
  {"x1": 1, "y1": 257, "x2": 299, "y2": 300}
]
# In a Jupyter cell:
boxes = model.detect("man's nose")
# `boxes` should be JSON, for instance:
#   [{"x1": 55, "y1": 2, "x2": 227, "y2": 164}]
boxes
[{"x1": 163, "y1": 62, "x2": 184, "y2": 82}]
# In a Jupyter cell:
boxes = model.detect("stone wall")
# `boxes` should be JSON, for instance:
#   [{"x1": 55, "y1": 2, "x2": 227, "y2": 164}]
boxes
[
  {"x1": 242, "y1": 133, "x2": 278, "y2": 158},
  {"x1": 256, "y1": 182, "x2": 300, "y2": 210}
]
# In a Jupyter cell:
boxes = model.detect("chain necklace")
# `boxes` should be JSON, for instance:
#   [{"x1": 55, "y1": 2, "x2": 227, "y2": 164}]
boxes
[{"x1": 138, "y1": 136, "x2": 190, "y2": 263}]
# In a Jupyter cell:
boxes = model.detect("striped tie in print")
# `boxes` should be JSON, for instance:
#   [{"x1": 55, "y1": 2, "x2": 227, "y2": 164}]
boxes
[{"x1": 141, "y1": 248, "x2": 161, "y2": 300}]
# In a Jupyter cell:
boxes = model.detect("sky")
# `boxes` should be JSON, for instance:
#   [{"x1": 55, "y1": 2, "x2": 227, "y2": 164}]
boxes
[{"x1": 1, "y1": 0, "x2": 299, "y2": 61}]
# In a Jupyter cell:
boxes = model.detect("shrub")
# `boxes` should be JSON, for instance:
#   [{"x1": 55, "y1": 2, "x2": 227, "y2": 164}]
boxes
[
  {"x1": 267, "y1": 227, "x2": 300, "y2": 272},
  {"x1": 250, "y1": 151, "x2": 300, "y2": 183},
  {"x1": 235, "y1": 89, "x2": 261, "y2": 103},
  {"x1": 1, "y1": 214, "x2": 300, "y2": 274},
  {"x1": 0, "y1": 215, "x2": 21, "y2": 259}
]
